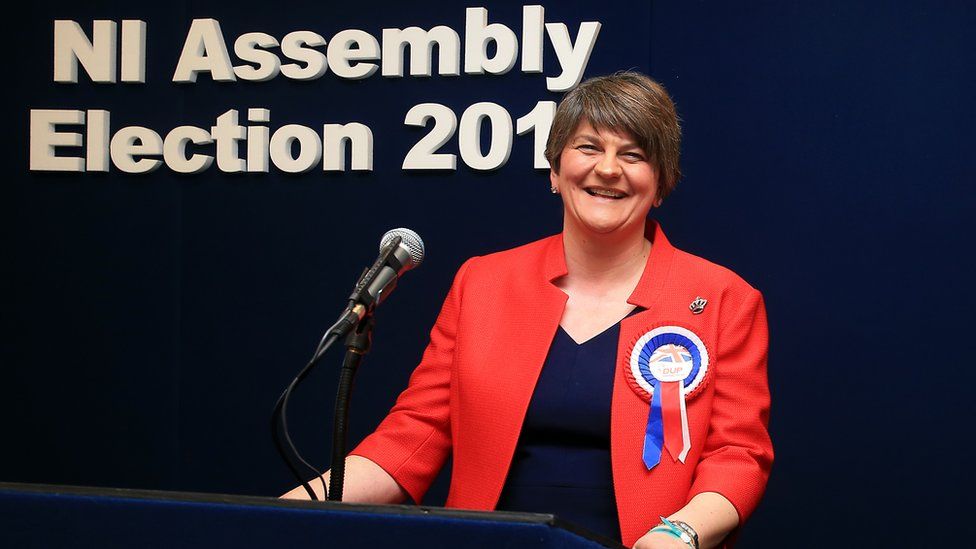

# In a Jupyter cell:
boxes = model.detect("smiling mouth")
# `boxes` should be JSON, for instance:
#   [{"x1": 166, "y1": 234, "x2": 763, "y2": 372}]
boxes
[{"x1": 585, "y1": 187, "x2": 627, "y2": 199}]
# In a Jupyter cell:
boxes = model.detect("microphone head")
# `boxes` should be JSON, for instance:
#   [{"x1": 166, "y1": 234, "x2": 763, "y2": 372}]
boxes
[{"x1": 380, "y1": 228, "x2": 425, "y2": 270}]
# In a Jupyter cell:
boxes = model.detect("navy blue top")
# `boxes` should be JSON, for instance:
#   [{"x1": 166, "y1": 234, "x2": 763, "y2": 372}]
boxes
[{"x1": 496, "y1": 320, "x2": 625, "y2": 542}]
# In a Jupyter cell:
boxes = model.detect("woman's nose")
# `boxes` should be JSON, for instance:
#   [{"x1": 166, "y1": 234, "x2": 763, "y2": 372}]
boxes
[{"x1": 594, "y1": 153, "x2": 622, "y2": 178}]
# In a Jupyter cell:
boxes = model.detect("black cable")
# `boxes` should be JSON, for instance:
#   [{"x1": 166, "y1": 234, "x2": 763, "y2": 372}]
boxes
[
  {"x1": 271, "y1": 324, "x2": 343, "y2": 500},
  {"x1": 271, "y1": 271, "x2": 375, "y2": 499},
  {"x1": 271, "y1": 378, "x2": 324, "y2": 499}
]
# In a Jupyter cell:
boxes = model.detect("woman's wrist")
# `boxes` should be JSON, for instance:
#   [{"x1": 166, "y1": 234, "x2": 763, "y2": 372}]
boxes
[
  {"x1": 665, "y1": 492, "x2": 738, "y2": 548},
  {"x1": 649, "y1": 516, "x2": 699, "y2": 549}
]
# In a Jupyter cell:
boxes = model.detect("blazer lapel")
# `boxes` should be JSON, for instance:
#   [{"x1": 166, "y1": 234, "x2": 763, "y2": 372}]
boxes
[{"x1": 612, "y1": 221, "x2": 680, "y2": 539}]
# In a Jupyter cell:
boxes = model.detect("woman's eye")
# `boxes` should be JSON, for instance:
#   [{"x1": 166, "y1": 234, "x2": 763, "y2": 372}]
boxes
[
  {"x1": 576, "y1": 144, "x2": 598, "y2": 152},
  {"x1": 622, "y1": 152, "x2": 646, "y2": 161}
]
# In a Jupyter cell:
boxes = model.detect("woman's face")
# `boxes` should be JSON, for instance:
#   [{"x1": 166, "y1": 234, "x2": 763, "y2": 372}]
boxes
[{"x1": 552, "y1": 120, "x2": 660, "y2": 238}]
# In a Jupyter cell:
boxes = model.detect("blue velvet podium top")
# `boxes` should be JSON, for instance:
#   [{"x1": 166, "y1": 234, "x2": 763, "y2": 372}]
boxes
[{"x1": 496, "y1": 320, "x2": 625, "y2": 543}]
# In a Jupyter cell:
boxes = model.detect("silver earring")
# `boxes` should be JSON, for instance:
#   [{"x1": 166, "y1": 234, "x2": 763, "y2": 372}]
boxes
[{"x1": 550, "y1": 185, "x2": 559, "y2": 194}]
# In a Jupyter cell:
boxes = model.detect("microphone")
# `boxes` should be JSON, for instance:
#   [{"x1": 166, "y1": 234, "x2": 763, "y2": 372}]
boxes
[{"x1": 328, "y1": 228, "x2": 425, "y2": 339}]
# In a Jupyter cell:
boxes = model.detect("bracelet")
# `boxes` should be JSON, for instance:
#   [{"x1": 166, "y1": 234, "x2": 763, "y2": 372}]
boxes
[
  {"x1": 651, "y1": 516, "x2": 698, "y2": 549},
  {"x1": 649, "y1": 526, "x2": 682, "y2": 540},
  {"x1": 670, "y1": 519, "x2": 700, "y2": 549}
]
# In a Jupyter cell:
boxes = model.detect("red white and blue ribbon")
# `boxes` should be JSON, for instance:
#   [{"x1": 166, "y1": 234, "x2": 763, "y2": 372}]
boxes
[{"x1": 629, "y1": 326, "x2": 709, "y2": 470}]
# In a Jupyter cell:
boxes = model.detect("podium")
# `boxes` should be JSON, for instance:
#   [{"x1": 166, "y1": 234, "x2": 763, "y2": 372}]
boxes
[{"x1": 1, "y1": 482, "x2": 625, "y2": 548}]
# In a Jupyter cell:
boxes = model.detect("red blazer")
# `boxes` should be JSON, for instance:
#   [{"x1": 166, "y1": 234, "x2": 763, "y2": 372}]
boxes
[{"x1": 352, "y1": 222, "x2": 773, "y2": 547}]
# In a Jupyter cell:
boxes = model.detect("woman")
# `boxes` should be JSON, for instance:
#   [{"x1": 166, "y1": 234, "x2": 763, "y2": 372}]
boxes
[{"x1": 284, "y1": 72, "x2": 773, "y2": 549}]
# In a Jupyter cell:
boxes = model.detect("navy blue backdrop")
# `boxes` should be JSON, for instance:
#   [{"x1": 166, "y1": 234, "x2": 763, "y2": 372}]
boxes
[{"x1": 5, "y1": 1, "x2": 975, "y2": 547}]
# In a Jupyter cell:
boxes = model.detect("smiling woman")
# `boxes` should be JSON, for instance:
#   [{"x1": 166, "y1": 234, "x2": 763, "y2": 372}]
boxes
[
  {"x1": 552, "y1": 120, "x2": 660, "y2": 239},
  {"x1": 283, "y1": 71, "x2": 773, "y2": 549}
]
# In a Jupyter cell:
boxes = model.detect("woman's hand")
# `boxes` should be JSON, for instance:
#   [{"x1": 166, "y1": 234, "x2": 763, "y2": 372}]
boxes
[
  {"x1": 632, "y1": 529, "x2": 690, "y2": 549},
  {"x1": 279, "y1": 455, "x2": 407, "y2": 504}
]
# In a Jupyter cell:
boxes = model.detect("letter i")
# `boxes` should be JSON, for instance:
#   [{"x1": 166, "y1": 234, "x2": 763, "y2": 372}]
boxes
[
  {"x1": 121, "y1": 20, "x2": 147, "y2": 82},
  {"x1": 247, "y1": 108, "x2": 271, "y2": 173}
]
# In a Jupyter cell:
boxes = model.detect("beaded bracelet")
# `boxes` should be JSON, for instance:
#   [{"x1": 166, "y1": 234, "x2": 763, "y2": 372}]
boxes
[{"x1": 670, "y1": 519, "x2": 700, "y2": 549}]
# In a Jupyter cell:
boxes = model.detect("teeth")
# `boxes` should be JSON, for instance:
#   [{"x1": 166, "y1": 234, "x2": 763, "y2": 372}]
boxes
[{"x1": 587, "y1": 188, "x2": 625, "y2": 198}]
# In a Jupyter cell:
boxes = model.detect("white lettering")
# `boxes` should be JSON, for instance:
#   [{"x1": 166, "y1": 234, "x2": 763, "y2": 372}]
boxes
[
  {"x1": 163, "y1": 126, "x2": 214, "y2": 174},
  {"x1": 210, "y1": 109, "x2": 246, "y2": 172},
  {"x1": 173, "y1": 19, "x2": 236, "y2": 83},
  {"x1": 234, "y1": 32, "x2": 281, "y2": 81},
  {"x1": 323, "y1": 123, "x2": 373, "y2": 171},
  {"x1": 381, "y1": 26, "x2": 460, "y2": 77},
  {"x1": 521, "y1": 5, "x2": 544, "y2": 73},
  {"x1": 29, "y1": 109, "x2": 85, "y2": 171},
  {"x1": 53, "y1": 20, "x2": 117, "y2": 83},
  {"x1": 280, "y1": 31, "x2": 328, "y2": 80},
  {"x1": 270, "y1": 124, "x2": 322, "y2": 173},
  {"x1": 86, "y1": 110, "x2": 110, "y2": 172},
  {"x1": 545, "y1": 21, "x2": 601, "y2": 92},
  {"x1": 155, "y1": 9, "x2": 601, "y2": 87},
  {"x1": 27, "y1": 109, "x2": 378, "y2": 174},
  {"x1": 110, "y1": 126, "x2": 163, "y2": 173},
  {"x1": 464, "y1": 7, "x2": 518, "y2": 75},
  {"x1": 516, "y1": 101, "x2": 556, "y2": 169},
  {"x1": 327, "y1": 29, "x2": 380, "y2": 80},
  {"x1": 120, "y1": 20, "x2": 147, "y2": 83},
  {"x1": 402, "y1": 103, "x2": 457, "y2": 170},
  {"x1": 246, "y1": 108, "x2": 271, "y2": 173},
  {"x1": 458, "y1": 102, "x2": 512, "y2": 171}
]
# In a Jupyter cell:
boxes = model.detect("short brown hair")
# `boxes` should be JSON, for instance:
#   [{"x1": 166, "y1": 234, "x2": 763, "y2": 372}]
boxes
[{"x1": 545, "y1": 71, "x2": 682, "y2": 201}]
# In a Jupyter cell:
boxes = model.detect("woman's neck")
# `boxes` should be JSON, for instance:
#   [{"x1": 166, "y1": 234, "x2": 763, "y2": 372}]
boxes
[{"x1": 560, "y1": 221, "x2": 651, "y2": 287}]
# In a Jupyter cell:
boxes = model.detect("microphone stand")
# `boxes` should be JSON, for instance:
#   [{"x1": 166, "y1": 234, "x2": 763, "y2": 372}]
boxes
[
  {"x1": 273, "y1": 231, "x2": 420, "y2": 501},
  {"x1": 328, "y1": 313, "x2": 374, "y2": 501}
]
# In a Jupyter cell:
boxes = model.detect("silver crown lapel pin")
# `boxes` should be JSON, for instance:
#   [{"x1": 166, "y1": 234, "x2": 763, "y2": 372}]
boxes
[{"x1": 689, "y1": 296, "x2": 707, "y2": 315}]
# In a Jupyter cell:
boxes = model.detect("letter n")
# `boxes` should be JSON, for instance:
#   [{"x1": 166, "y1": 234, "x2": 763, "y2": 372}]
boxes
[{"x1": 53, "y1": 20, "x2": 146, "y2": 83}]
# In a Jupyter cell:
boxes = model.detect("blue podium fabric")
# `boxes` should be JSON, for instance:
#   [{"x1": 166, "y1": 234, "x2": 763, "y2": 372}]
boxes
[{"x1": 1, "y1": 483, "x2": 623, "y2": 548}]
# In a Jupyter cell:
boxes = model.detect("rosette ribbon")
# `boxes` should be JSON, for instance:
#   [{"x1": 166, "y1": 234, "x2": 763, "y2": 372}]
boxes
[
  {"x1": 642, "y1": 377, "x2": 688, "y2": 469},
  {"x1": 634, "y1": 333, "x2": 703, "y2": 470}
]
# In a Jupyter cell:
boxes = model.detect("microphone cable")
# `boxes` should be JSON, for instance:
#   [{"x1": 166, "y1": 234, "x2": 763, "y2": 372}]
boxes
[{"x1": 271, "y1": 316, "x2": 346, "y2": 500}]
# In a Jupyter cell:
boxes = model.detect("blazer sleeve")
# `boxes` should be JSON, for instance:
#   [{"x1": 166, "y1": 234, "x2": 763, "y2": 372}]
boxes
[
  {"x1": 688, "y1": 288, "x2": 774, "y2": 522},
  {"x1": 349, "y1": 258, "x2": 473, "y2": 504}
]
